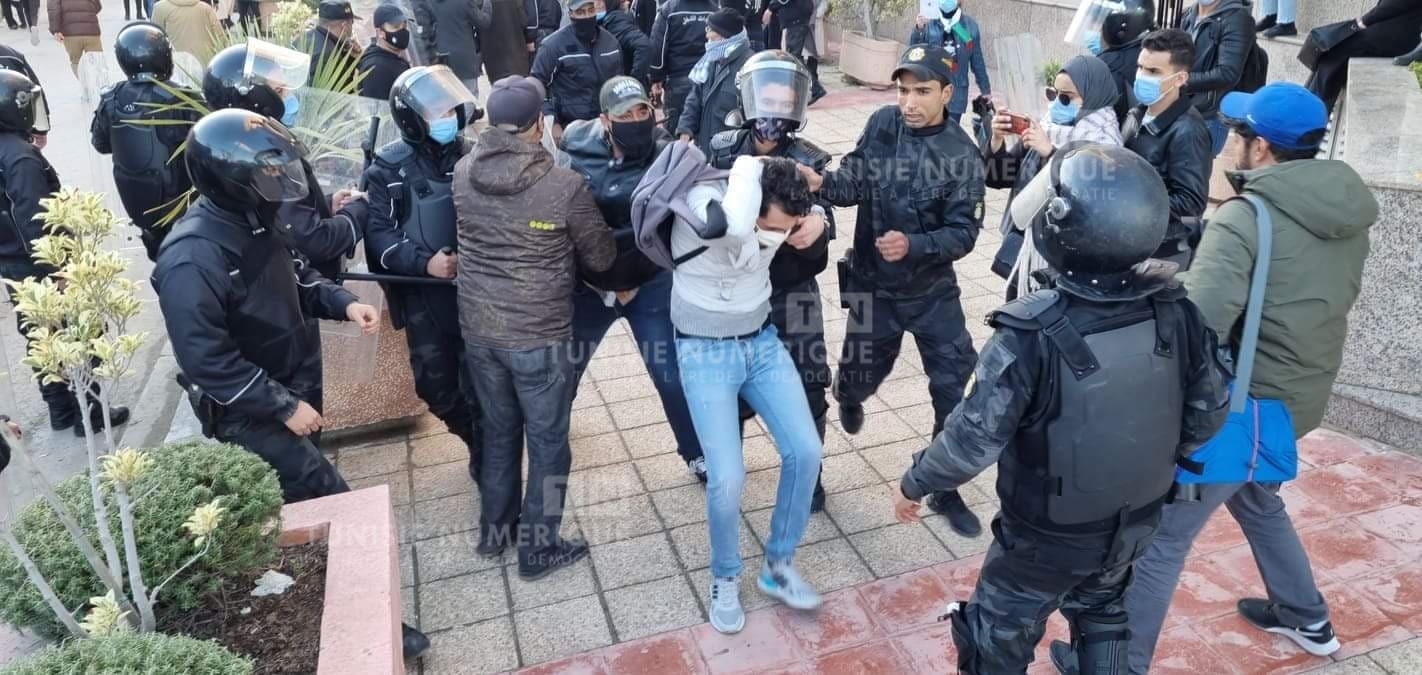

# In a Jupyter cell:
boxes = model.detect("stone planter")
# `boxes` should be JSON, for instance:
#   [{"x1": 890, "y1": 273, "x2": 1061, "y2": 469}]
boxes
[
  {"x1": 839, "y1": 31, "x2": 904, "y2": 89},
  {"x1": 319, "y1": 285, "x2": 426, "y2": 438},
  {"x1": 277, "y1": 485, "x2": 403, "y2": 675}
]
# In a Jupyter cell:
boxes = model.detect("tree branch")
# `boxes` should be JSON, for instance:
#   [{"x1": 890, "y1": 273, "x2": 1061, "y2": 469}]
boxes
[
  {"x1": 113, "y1": 485, "x2": 155, "y2": 632},
  {"x1": 0, "y1": 485, "x2": 88, "y2": 638}
]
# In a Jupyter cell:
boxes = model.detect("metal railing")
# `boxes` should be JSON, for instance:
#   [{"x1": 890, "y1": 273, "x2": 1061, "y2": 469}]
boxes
[{"x1": 1158, "y1": 0, "x2": 1188, "y2": 30}]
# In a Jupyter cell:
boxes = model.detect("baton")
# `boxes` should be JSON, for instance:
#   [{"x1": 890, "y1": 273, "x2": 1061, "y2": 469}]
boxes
[{"x1": 337, "y1": 271, "x2": 455, "y2": 286}]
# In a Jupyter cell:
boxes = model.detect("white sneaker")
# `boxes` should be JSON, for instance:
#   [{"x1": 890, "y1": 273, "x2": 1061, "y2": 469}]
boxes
[
  {"x1": 709, "y1": 576, "x2": 744, "y2": 634},
  {"x1": 757, "y1": 559, "x2": 821, "y2": 611},
  {"x1": 687, "y1": 456, "x2": 707, "y2": 483}
]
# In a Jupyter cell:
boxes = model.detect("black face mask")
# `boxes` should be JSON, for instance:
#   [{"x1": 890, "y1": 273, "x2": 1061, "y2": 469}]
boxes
[
  {"x1": 752, "y1": 117, "x2": 795, "y2": 143},
  {"x1": 609, "y1": 117, "x2": 656, "y2": 159},
  {"x1": 572, "y1": 16, "x2": 598, "y2": 44},
  {"x1": 384, "y1": 27, "x2": 411, "y2": 50}
]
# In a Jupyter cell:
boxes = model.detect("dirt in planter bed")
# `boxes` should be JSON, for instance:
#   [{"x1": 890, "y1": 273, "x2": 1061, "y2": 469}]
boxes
[{"x1": 160, "y1": 541, "x2": 328, "y2": 675}]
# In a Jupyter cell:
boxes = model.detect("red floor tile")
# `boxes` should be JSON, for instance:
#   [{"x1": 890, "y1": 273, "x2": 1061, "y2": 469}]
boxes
[
  {"x1": 1288, "y1": 463, "x2": 1401, "y2": 517},
  {"x1": 1318, "y1": 581, "x2": 1416, "y2": 660},
  {"x1": 1276, "y1": 481, "x2": 1334, "y2": 530},
  {"x1": 1191, "y1": 613, "x2": 1330, "y2": 674},
  {"x1": 857, "y1": 567, "x2": 952, "y2": 636},
  {"x1": 1166, "y1": 549, "x2": 1260, "y2": 627},
  {"x1": 1359, "y1": 563, "x2": 1422, "y2": 633},
  {"x1": 776, "y1": 589, "x2": 884, "y2": 656},
  {"x1": 1354, "y1": 503, "x2": 1422, "y2": 557},
  {"x1": 1189, "y1": 509, "x2": 1249, "y2": 558},
  {"x1": 1349, "y1": 452, "x2": 1422, "y2": 499},
  {"x1": 518, "y1": 652, "x2": 609, "y2": 675},
  {"x1": 810, "y1": 640, "x2": 912, "y2": 674},
  {"x1": 1297, "y1": 429, "x2": 1373, "y2": 467},
  {"x1": 892, "y1": 622, "x2": 958, "y2": 674},
  {"x1": 1298, "y1": 518, "x2": 1413, "y2": 583},
  {"x1": 931, "y1": 554, "x2": 985, "y2": 598},
  {"x1": 692, "y1": 609, "x2": 803, "y2": 674},
  {"x1": 602, "y1": 630, "x2": 708, "y2": 675},
  {"x1": 1148, "y1": 625, "x2": 1233, "y2": 675}
]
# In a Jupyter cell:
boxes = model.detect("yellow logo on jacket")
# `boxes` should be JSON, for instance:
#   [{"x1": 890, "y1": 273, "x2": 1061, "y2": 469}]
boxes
[{"x1": 528, "y1": 220, "x2": 558, "y2": 231}]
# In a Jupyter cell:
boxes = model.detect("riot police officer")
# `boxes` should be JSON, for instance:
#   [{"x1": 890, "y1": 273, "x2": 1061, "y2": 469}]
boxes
[
  {"x1": 203, "y1": 40, "x2": 367, "y2": 278},
  {"x1": 707, "y1": 52, "x2": 831, "y2": 511},
  {"x1": 91, "y1": 23, "x2": 203, "y2": 261},
  {"x1": 362, "y1": 65, "x2": 483, "y2": 479},
  {"x1": 0, "y1": 70, "x2": 130, "y2": 436},
  {"x1": 151, "y1": 108, "x2": 431, "y2": 659},
  {"x1": 891, "y1": 143, "x2": 1230, "y2": 674}
]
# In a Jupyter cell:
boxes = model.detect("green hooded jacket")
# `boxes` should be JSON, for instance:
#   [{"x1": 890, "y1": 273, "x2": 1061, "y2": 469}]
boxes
[{"x1": 1181, "y1": 159, "x2": 1376, "y2": 436}]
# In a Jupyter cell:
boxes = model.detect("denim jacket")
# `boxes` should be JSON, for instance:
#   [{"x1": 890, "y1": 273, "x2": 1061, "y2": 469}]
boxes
[{"x1": 909, "y1": 12, "x2": 990, "y2": 117}]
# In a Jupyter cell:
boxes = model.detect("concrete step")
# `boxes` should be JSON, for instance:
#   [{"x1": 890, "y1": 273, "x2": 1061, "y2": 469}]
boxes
[{"x1": 1326, "y1": 384, "x2": 1422, "y2": 455}]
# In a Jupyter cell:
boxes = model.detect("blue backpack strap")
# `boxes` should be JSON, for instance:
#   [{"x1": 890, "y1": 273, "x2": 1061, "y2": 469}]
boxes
[{"x1": 1231, "y1": 194, "x2": 1274, "y2": 415}]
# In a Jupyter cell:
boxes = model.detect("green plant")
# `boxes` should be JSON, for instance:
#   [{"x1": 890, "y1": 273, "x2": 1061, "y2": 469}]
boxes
[
  {"x1": 828, "y1": 0, "x2": 915, "y2": 40},
  {"x1": 1412, "y1": 61, "x2": 1422, "y2": 91},
  {"x1": 0, "y1": 632, "x2": 252, "y2": 675},
  {"x1": 1042, "y1": 59, "x2": 1064, "y2": 87},
  {"x1": 0, "y1": 441, "x2": 283, "y2": 639}
]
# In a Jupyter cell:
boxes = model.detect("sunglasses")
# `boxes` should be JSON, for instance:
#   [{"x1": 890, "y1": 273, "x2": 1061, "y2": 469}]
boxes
[{"x1": 1044, "y1": 87, "x2": 1076, "y2": 106}]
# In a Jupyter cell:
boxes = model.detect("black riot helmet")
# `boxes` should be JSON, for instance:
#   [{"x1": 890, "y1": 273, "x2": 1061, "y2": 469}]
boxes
[
  {"x1": 0, "y1": 70, "x2": 46, "y2": 135},
  {"x1": 185, "y1": 108, "x2": 311, "y2": 226},
  {"x1": 1101, "y1": 0, "x2": 1155, "y2": 49},
  {"x1": 1018, "y1": 143, "x2": 1169, "y2": 300},
  {"x1": 733, "y1": 50, "x2": 811, "y2": 131},
  {"x1": 203, "y1": 39, "x2": 311, "y2": 119},
  {"x1": 389, "y1": 65, "x2": 479, "y2": 145},
  {"x1": 115, "y1": 22, "x2": 174, "y2": 81}
]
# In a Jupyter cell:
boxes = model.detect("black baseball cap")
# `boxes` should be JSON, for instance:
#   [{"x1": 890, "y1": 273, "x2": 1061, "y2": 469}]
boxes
[
  {"x1": 318, "y1": 0, "x2": 361, "y2": 20},
  {"x1": 373, "y1": 3, "x2": 406, "y2": 25},
  {"x1": 892, "y1": 44, "x2": 955, "y2": 86}
]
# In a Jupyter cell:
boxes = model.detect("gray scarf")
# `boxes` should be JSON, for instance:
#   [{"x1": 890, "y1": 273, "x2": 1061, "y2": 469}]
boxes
[{"x1": 690, "y1": 31, "x2": 748, "y2": 85}]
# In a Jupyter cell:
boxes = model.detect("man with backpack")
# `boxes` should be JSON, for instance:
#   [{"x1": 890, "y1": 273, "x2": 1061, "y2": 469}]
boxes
[
  {"x1": 1118, "y1": 82, "x2": 1376, "y2": 672},
  {"x1": 639, "y1": 146, "x2": 826, "y2": 634},
  {"x1": 1177, "y1": 0, "x2": 1264, "y2": 156}
]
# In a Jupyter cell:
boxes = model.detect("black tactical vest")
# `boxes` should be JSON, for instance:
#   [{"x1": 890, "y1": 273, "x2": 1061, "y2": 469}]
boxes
[
  {"x1": 105, "y1": 81, "x2": 190, "y2": 231},
  {"x1": 373, "y1": 141, "x2": 460, "y2": 334},
  {"x1": 995, "y1": 289, "x2": 1185, "y2": 532}
]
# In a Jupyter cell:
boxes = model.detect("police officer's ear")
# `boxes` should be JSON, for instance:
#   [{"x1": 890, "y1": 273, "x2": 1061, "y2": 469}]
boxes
[{"x1": 939, "y1": 82, "x2": 954, "y2": 109}]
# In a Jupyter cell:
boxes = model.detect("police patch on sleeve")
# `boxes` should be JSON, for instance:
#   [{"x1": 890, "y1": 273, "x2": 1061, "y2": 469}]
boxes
[{"x1": 973, "y1": 198, "x2": 985, "y2": 223}]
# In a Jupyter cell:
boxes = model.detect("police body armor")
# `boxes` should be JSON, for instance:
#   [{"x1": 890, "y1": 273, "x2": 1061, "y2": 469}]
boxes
[
  {"x1": 995, "y1": 289, "x2": 1184, "y2": 531},
  {"x1": 105, "y1": 81, "x2": 188, "y2": 231},
  {"x1": 0, "y1": 144, "x2": 59, "y2": 255},
  {"x1": 373, "y1": 140, "x2": 459, "y2": 333}
]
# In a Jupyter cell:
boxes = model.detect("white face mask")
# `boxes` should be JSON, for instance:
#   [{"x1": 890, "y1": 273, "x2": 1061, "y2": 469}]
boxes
[{"x1": 756, "y1": 227, "x2": 788, "y2": 250}]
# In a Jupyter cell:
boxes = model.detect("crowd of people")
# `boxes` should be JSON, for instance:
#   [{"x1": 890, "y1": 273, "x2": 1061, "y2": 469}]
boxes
[{"x1": 0, "y1": 0, "x2": 1396, "y2": 671}]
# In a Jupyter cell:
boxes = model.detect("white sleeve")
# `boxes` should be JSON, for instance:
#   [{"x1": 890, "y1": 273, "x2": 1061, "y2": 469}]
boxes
[{"x1": 688, "y1": 155, "x2": 762, "y2": 247}]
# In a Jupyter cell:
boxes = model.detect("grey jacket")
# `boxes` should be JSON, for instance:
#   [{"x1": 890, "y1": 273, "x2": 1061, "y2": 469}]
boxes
[{"x1": 414, "y1": 0, "x2": 493, "y2": 81}]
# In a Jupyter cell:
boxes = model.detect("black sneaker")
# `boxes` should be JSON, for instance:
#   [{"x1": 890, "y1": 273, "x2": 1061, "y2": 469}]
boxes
[
  {"x1": 74, "y1": 407, "x2": 130, "y2": 437},
  {"x1": 518, "y1": 538, "x2": 590, "y2": 581},
  {"x1": 1263, "y1": 22, "x2": 1297, "y2": 38},
  {"x1": 1255, "y1": 13, "x2": 1277, "y2": 32},
  {"x1": 810, "y1": 480, "x2": 826, "y2": 513},
  {"x1": 401, "y1": 623, "x2": 430, "y2": 660},
  {"x1": 809, "y1": 84, "x2": 828, "y2": 107},
  {"x1": 1237, "y1": 598, "x2": 1340, "y2": 656},
  {"x1": 1049, "y1": 639, "x2": 1078, "y2": 675},
  {"x1": 928, "y1": 490, "x2": 982, "y2": 537},
  {"x1": 838, "y1": 401, "x2": 865, "y2": 435}
]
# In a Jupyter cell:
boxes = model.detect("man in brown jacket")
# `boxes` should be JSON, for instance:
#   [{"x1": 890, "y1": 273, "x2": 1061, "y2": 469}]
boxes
[
  {"x1": 48, "y1": 0, "x2": 102, "y2": 75},
  {"x1": 455, "y1": 75, "x2": 615, "y2": 581}
]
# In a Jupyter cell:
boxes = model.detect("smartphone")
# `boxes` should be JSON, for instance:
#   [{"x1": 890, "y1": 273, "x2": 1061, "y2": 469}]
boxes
[{"x1": 1007, "y1": 113, "x2": 1032, "y2": 135}]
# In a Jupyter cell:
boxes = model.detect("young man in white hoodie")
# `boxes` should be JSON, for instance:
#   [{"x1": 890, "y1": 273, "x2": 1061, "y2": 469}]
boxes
[{"x1": 671, "y1": 153, "x2": 826, "y2": 634}]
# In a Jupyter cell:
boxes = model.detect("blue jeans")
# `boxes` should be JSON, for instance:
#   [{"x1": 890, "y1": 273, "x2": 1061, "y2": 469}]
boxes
[
  {"x1": 571, "y1": 272, "x2": 702, "y2": 463},
  {"x1": 676, "y1": 324, "x2": 822, "y2": 578},
  {"x1": 1261, "y1": 0, "x2": 1296, "y2": 22},
  {"x1": 1206, "y1": 115, "x2": 1229, "y2": 157}
]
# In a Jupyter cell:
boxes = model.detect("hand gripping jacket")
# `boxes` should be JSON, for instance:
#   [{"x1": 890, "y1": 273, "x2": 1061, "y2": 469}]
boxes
[{"x1": 993, "y1": 287, "x2": 1185, "y2": 531}]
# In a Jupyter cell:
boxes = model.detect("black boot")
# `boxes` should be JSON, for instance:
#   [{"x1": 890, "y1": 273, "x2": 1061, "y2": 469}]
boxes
[
  {"x1": 927, "y1": 489, "x2": 982, "y2": 537},
  {"x1": 1255, "y1": 13, "x2": 1276, "y2": 32},
  {"x1": 1263, "y1": 22, "x2": 1296, "y2": 38},
  {"x1": 74, "y1": 406, "x2": 131, "y2": 437},
  {"x1": 402, "y1": 623, "x2": 430, "y2": 660},
  {"x1": 1049, "y1": 640, "x2": 1078, "y2": 675},
  {"x1": 1396, "y1": 43, "x2": 1422, "y2": 66},
  {"x1": 41, "y1": 382, "x2": 78, "y2": 431},
  {"x1": 806, "y1": 57, "x2": 828, "y2": 106}
]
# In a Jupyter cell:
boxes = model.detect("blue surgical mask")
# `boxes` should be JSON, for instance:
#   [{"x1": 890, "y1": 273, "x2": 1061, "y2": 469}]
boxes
[
  {"x1": 1084, "y1": 31, "x2": 1103, "y2": 55},
  {"x1": 596, "y1": 10, "x2": 606, "y2": 20},
  {"x1": 428, "y1": 116, "x2": 460, "y2": 145},
  {"x1": 1049, "y1": 97, "x2": 1079, "y2": 124},
  {"x1": 1133, "y1": 72, "x2": 1171, "y2": 106},
  {"x1": 939, "y1": 0, "x2": 957, "y2": 14},
  {"x1": 281, "y1": 93, "x2": 300, "y2": 127}
]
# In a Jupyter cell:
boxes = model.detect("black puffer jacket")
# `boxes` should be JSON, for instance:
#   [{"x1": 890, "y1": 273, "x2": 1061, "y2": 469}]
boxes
[
  {"x1": 531, "y1": 25, "x2": 627, "y2": 126},
  {"x1": 648, "y1": 0, "x2": 716, "y2": 81},
  {"x1": 559, "y1": 118, "x2": 671, "y2": 291},
  {"x1": 1122, "y1": 96, "x2": 1212, "y2": 257},
  {"x1": 1178, "y1": 0, "x2": 1255, "y2": 116}
]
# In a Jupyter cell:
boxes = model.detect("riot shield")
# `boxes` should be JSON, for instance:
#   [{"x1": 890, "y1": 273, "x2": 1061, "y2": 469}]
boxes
[
  {"x1": 992, "y1": 33, "x2": 1048, "y2": 123},
  {"x1": 347, "y1": 0, "x2": 434, "y2": 66},
  {"x1": 287, "y1": 86, "x2": 401, "y2": 193},
  {"x1": 1064, "y1": 0, "x2": 1126, "y2": 48}
]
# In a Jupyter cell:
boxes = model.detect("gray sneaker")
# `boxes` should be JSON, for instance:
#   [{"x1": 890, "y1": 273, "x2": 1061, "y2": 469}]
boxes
[
  {"x1": 709, "y1": 576, "x2": 745, "y2": 634},
  {"x1": 757, "y1": 560, "x2": 821, "y2": 611}
]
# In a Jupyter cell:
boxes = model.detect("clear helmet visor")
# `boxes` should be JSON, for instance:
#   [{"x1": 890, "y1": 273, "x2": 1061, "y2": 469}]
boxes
[
  {"x1": 14, "y1": 84, "x2": 48, "y2": 133},
  {"x1": 242, "y1": 38, "x2": 311, "y2": 95},
  {"x1": 402, "y1": 65, "x2": 477, "y2": 125},
  {"x1": 738, "y1": 66, "x2": 810, "y2": 125},
  {"x1": 1064, "y1": 0, "x2": 1126, "y2": 47},
  {"x1": 250, "y1": 157, "x2": 311, "y2": 203}
]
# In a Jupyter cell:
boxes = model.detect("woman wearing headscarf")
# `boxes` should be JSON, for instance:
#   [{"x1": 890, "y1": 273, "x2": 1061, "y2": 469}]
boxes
[{"x1": 982, "y1": 54, "x2": 1122, "y2": 300}]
